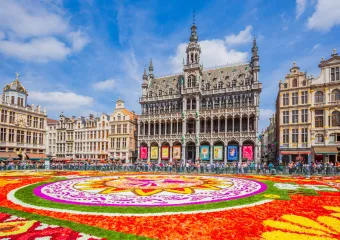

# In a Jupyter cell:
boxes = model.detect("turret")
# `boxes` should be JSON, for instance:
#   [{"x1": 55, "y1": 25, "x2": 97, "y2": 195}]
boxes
[
  {"x1": 148, "y1": 59, "x2": 154, "y2": 79},
  {"x1": 142, "y1": 66, "x2": 148, "y2": 97},
  {"x1": 251, "y1": 36, "x2": 260, "y2": 82}
]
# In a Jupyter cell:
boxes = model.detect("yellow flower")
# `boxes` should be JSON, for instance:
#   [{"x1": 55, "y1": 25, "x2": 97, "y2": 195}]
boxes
[
  {"x1": 264, "y1": 194, "x2": 280, "y2": 199},
  {"x1": 262, "y1": 208, "x2": 340, "y2": 240}
]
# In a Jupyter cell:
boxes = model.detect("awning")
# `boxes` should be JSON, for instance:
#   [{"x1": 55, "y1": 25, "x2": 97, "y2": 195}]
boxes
[
  {"x1": 26, "y1": 153, "x2": 48, "y2": 160},
  {"x1": 0, "y1": 152, "x2": 20, "y2": 160},
  {"x1": 281, "y1": 151, "x2": 311, "y2": 155},
  {"x1": 313, "y1": 146, "x2": 338, "y2": 155}
]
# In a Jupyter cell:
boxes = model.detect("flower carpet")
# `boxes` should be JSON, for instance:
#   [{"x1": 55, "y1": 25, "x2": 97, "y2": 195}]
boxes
[{"x1": 1, "y1": 171, "x2": 340, "y2": 239}]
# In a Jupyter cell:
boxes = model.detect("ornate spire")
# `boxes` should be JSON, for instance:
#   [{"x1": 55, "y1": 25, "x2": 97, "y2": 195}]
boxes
[
  {"x1": 252, "y1": 36, "x2": 258, "y2": 57},
  {"x1": 148, "y1": 58, "x2": 154, "y2": 79},
  {"x1": 143, "y1": 65, "x2": 148, "y2": 81},
  {"x1": 189, "y1": 11, "x2": 198, "y2": 43},
  {"x1": 332, "y1": 48, "x2": 338, "y2": 57},
  {"x1": 15, "y1": 72, "x2": 20, "y2": 83}
]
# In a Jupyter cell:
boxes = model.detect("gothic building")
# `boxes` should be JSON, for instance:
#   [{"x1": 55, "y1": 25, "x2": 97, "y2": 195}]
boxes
[{"x1": 138, "y1": 22, "x2": 262, "y2": 163}]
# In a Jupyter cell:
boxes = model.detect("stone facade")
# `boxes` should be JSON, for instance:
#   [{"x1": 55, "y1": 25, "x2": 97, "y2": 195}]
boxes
[
  {"x1": 0, "y1": 73, "x2": 47, "y2": 160},
  {"x1": 260, "y1": 114, "x2": 276, "y2": 163},
  {"x1": 46, "y1": 118, "x2": 58, "y2": 158},
  {"x1": 276, "y1": 49, "x2": 340, "y2": 164},
  {"x1": 138, "y1": 23, "x2": 262, "y2": 163},
  {"x1": 108, "y1": 99, "x2": 138, "y2": 162}
]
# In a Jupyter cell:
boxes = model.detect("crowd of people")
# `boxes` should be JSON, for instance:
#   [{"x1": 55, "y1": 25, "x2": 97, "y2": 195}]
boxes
[{"x1": 1, "y1": 159, "x2": 340, "y2": 175}]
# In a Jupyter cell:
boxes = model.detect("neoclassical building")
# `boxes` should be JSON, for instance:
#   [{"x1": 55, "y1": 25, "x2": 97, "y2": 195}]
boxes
[
  {"x1": 138, "y1": 22, "x2": 262, "y2": 163},
  {"x1": 0, "y1": 73, "x2": 48, "y2": 160}
]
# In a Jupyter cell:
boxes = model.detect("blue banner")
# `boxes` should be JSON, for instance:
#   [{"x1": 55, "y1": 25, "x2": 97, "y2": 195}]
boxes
[
  {"x1": 200, "y1": 145, "x2": 210, "y2": 161},
  {"x1": 227, "y1": 146, "x2": 238, "y2": 161}
]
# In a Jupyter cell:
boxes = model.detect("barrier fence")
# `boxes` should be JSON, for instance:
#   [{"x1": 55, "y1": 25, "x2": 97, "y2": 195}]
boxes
[{"x1": 1, "y1": 162, "x2": 340, "y2": 176}]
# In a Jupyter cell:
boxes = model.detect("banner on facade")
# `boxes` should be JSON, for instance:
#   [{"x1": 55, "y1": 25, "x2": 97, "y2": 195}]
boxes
[
  {"x1": 213, "y1": 146, "x2": 223, "y2": 160},
  {"x1": 200, "y1": 145, "x2": 210, "y2": 161},
  {"x1": 140, "y1": 146, "x2": 147, "y2": 159},
  {"x1": 227, "y1": 145, "x2": 238, "y2": 161},
  {"x1": 151, "y1": 146, "x2": 158, "y2": 160},
  {"x1": 173, "y1": 146, "x2": 181, "y2": 160},
  {"x1": 242, "y1": 145, "x2": 253, "y2": 161},
  {"x1": 161, "y1": 146, "x2": 170, "y2": 160}
]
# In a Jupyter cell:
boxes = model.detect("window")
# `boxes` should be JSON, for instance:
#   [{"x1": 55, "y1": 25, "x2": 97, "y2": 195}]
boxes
[
  {"x1": 331, "y1": 89, "x2": 340, "y2": 101},
  {"x1": 301, "y1": 128, "x2": 308, "y2": 143},
  {"x1": 33, "y1": 117, "x2": 38, "y2": 128},
  {"x1": 9, "y1": 111, "x2": 15, "y2": 124},
  {"x1": 39, "y1": 133, "x2": 43, "y2": 145},
  {"x1": 315, "y1": 134, "x2": 324, "y2": 143},
  {"x1": 284, "y1": 83, "x2": 288, "y2": 89},
  {"x1": 332, "y1": 111, "x2": 340, "y2": 127},
  {"x1": 218, "y1": 81, "x2": 223, "y2": 89},
  {"x1": 302, "y1": 80, "x2": 307, "y2": 86},
  {"x1": 122, "y1": 138, "x2": 127, "y2": 148},
  {"x1": 148, "y1": 91, "x2": 153, "y2": 97},
  {"x1": 232, "y1": 80, "x2": 237, "y2": 87},
  {"x1": 331, "y1": 67, "x2": 339, "y2": 81},
  {"x1": 315, "y1": 91, "x2": 324, "y2": 103},
  {"x1": 292, "y1": 129, "x2": 298, "y2": 143},
  {"x1": 117, "y1": 125, "x2": 121, "y2": 134},
  {"x1": 11, "y1": 96, "x2": 15, "y2": 104},
  {"x1": 111, "y1": 138, "x2": 115, "y2": 148},
  {"x1": 292, "y1": 79, "x2": 298, "y2": 87},
  {"x1": 315, "y1": 110, "x2": 324, "y2": 128},
  {"x1": 292, "y1": 110, "x2": 298, "y2": 123},
  {"x1": 283, "y1": 111, "x2": 289, "y2": 124},
  {"x1": 301, "y1": 91, "x2": 308, "y2": 104},
  {"x1": 123, "y1": 124, "x2": 127, "y2": 133},
  {"x1": 283, "y1": 129, "x2": 289, "y2": 144},
  {"x1": 17, "y1": 130, "x2": 24, "y2": 143},
  {"x1": 117, "y1": 115, "x2": 121, "y2": 121},
  {"x1": 169, "y1": 88, "x2": 173, "y2": 95},
  {"x1": 301, "y1": 109, "x2": 308, "y2": 123},
  {"x1": 116, "y1": 138, "x2": 121, "y2": 148},
  {"x1": 8, "y1": 129, "x2": 14, "y2": 142},
  {"x1": 111, "y1": 125, "x2": 115, "y2": 134},
  {"x1": 26, "y1": 132, "x2": 31, "y2": 144},
  {"x1": 27, "y1": 116, "x2": 32, "y2": 127},
  {"x1": 329, "y1": 133, "x2": 340, "y2": 143},
  {"x1": 33, "y1": 133, "x2": 38, "y2": 144},
  {"x1": 39, "y1": 118, "x2": 44, "y2": 129},
  {"x1": 292, "y1": 92, "x2": 298, "y2": 105},
  {"x1": 188, "y1": 75, "x2": 196, "y2": 88},
  {"x1": 283, "y1": 93, "x2": 289, "y2": 106},
  {"x1": 158, "y1": 90, "x2": 162, "y2": 96},
  {"x1": 1, "y1": 110, "x2": 7, "y2": 123},
  {"x1": 205, "y1": 83, "x2": 210, "y2": 90},
  {"x1": 0, "y1": 128, "x2": 6, "y2": 141}
]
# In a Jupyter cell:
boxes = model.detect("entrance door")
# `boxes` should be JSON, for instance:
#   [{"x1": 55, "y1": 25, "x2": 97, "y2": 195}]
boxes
[{"x1": 186, "y1": 143, "x2": 196, "y2": 162}]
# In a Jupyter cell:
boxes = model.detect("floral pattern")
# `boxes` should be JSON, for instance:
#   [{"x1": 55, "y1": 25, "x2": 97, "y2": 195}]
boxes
[{"x1": 33, "y1": 175, "x2": 267, "y2": 207}]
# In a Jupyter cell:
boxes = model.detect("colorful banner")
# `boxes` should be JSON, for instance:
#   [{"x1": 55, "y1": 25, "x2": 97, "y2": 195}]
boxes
[
  {"x1": 140, "y1": 146, "x2": 147, "y2": 159},
  {"x1": 213, "y1": 146, "x2": 223, "y2": 160},
  {"x1": 161, "y1": 146, "x2": 170, "y2": 160},
  {"x1": 151, "y1": 146, "x2": 158, "y2": 160},
  {"x1": 227, "y1": 145, "x2": 238, "y2": 161},
  {"x1": 200, "y1": 145, "x2": 210, "y2": 161},
  {"x1": 242, "y1": 145, "x2": 254, "y2": 161},
  {"x1": 173, "y1": 146, "x2": 181, "y2": 160}
]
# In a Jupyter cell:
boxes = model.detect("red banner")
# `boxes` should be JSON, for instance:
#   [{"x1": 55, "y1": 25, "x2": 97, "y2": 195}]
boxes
[
  {"x1": 140, "y1": 146, "x2": 147, "y2": 159},
  {"x1": 242, "y1": 145, "x2": 253, "y2": 161}
]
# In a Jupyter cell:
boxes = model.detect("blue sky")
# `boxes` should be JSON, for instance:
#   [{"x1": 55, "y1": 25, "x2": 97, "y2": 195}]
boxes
[{"x1": 0, "y1": 0, "x2": 339, "y2": 132}]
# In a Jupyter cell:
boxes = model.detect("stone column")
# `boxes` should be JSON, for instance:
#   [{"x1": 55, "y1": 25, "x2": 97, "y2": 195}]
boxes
[
  {"x1": 137, "y1": 145, "x2": 140, "y2": 160},
  {"x1": 239, "y1": 144, "x2": 243, "y2": 163},
  {"x1": 170, "y1": 146, "x2": 173, "y2": 162},
  {"x1": 232, "y1": 117, "x2": 235, "y2": 133},
  {"x1": 182, "y1": 144, "x2": 186, "y2": 162},
  {"x1": 147, "y1": 146, "x2": 150, "y2": 161},
  {"x1": 154, "y1": 122, "x2": 156, "y2": 135},
  {"x1": 211, "y1": 118, "x2": 213, "y2": 134},
  {"x1": 158, "y1": 146, "x2": 161, "y2": 163},
  {"x1": 148, "y1": 122, "x2": 150, "y2": 136},
  {"x1": 170, "y1": 121, "x2": 173, "y2": 135},
  {"x1": 159, "y1": 122, "x2": 161, "y2": 135},
  {"x1": 165, "y1": 121, "x2": 167, "y2": 135},
  {"x1": 176, "y1": 121, "x2": 178, "y2": 134},
  {"x1": 225, "y1": 117, "x2": 228, "y2": 133},
  {"x1": 247, "y1": 117, "x2": 250, "y2": 132},
  {"x1": 204, "y1": 118, "x2": 207, "y2": 133},
  {"x1": 196, "y1": 144, "x2": 199, "y2": 162},
  {"x1": 210, "y1": 144, "x2": 213, "y2": 164},
  {"x1": 218, "y1": 116, "x2": 220, "y2": 132},
  {"x1": 224, "y1": 145, "x2": 227, "y2": 164}
]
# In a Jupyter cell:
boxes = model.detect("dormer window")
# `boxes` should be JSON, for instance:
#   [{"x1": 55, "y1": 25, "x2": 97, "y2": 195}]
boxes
[
  {"x1": 292, "y1": 79, "x2": 298, "y2": 87},
  {"x1": 148, "y1": 91, "x2": 153, "y2": 97},
  {"x1": 218, "y1": 81, "x2": 223, "y2": 89},
  {"x1": 284, "y1": 83, "x2": 288, "y2": 89},
  {"x1": 331, "y1": 67, "x2": 340, "y2": 81}
]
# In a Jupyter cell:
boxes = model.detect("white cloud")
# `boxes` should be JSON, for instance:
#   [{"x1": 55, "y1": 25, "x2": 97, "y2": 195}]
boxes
[
  {"x1": 0, "y1": 0, "x2": 68, "y2": 38},
  {"x1": 259, "y1": 109, "x2": 275, "y2": 131},
  {"x1": 296, "y1": 0, "x2": 307, "y2": 19},
  {"x1": 0, "y1": 37, "x2": 71, "y2": 63},
  {"x1": 67, "y1": 30, "x2": 90, "y2": 52},
  {"x1": 225, "y1": 25, "x2": 253, "y2": 45},
  {"x1": 312, "y1": 43, "x2": 321, "y2": 51},
  {"x1": 308, "y1": 0, "x2": 340, "y2": 31},
  {"x1": 29, "y1": 91, "x2": 94, "y2": 110},
  {"x1": 93, "y1": 79, "x2": 115, "y2": 91},
  {"x1": 170, "y1": 40, "x2": 248, "y2": 72},
  {"x1": 0, "y1": 1, "x2": 89, "y2": 62}
]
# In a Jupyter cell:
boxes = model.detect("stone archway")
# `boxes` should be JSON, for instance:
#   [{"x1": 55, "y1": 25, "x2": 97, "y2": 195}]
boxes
[
  {"x1": 186, "y1": 141, "x2": 196, "y2": 162},
  {"x1": 242, "y1": 140, "x2": 255, "y2": 162},
  {"x1": 227, "y1": 140, "x2": 239, "y2": 162}
]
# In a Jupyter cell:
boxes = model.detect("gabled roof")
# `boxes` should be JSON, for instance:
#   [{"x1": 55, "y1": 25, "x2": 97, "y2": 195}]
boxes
[{"x1": 47, "y1": 118, "x2": 58, "y2": 124}]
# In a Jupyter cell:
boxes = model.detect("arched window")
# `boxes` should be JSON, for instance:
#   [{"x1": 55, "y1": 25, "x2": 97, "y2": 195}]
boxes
[
  {"x1": 314, "y1": 91, "x2": 324, "y2": 103},
  {"x1": 331, "y1": 89, "x2": 340, "y2": 101},
  {"x1": 117, "y1": 115, "x2": 121, "y2": 121},
  {"x1": 284, "y1": 83, "x2": 288, "y2": 89},
  {"x1": 332, "y1": 111, "x2": 340, "y2": 127},
  {"x1": 315, "y1": 134, "x2": 324, "y2": 143},
  {"x1": 187, "y1": 76, "x2": 192, "y2": 88},
  {"x1": 218, "y1": 81, "x2": 223, "y2": 89},
  {"x1": 192, "y1": 75, "x2": 196, "y2": 87},
  {"x1": 302, "y1": 80, "x2": 307, "y2": 86},
  {"x1": 292, "y1": 79, "x2": 298, "y2": 87}
]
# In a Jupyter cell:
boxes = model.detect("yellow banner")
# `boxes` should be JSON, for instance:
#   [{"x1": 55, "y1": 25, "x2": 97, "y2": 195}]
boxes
[{"x1": 151, "y1": 146, "x2": 158, "y2": 160}]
